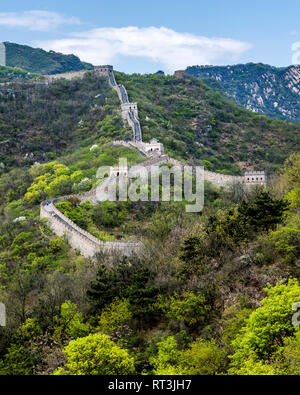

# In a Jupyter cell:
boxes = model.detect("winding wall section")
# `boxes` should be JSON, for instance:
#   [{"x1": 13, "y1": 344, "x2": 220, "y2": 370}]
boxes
[{"x1": 40, "y1": 66, "x2": 266, "y2": 259}]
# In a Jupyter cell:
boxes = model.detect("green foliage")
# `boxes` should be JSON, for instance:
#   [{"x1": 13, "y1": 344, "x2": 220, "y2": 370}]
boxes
[
  {"x1": 221, "y1": 307, "x2": 253, "y2": 350},
  {"x1": 230, "y1": 279, "x2": 300, "y2": 372},
  {"x1": 53, "y1": 301, "x2": 90, "y2": 341},
  {"x1": 88, "y1": 260, "x2": 160, "y2": 324},
  {"x1": 92, "y1": 201, "x2": 128, "y2": 228},
  {"x1": 0, "y1": 319, "x2": 42, "y2": 375},
  {"x1": 157, "y1": 291, "x2": 211, "y2": 329},
  {"x1": 282, "y1": 152, "x2": 300, "y2": 187},
  {"x1": 179, "y1": 338, "x2": 227, "y2": 375},
  {"x1": 0, "y1": 73, "x2": 115, "y2": 171},
  {"x1": 207, "y1": 206, "x2": 250, "y2": 246},
  {"x1": 150, "y1": 336, "x2": 183, "y2": 375},
  {"x1": 114, "y1": 71, "x2": 300, "y2": 172},
  {"x1": 0, "y1": 65, "x2": 40, "y2": 82},
  {"x1": 279, "y1": 330, "x2": 300, "y2": 375},
  {"x1": 5, "y1": 42, "x2": 93, "y2": 74},
  {"x1": 238, "y1": 191, "x2": 289, "y2": 231},
  {"x1": 150, "y1": 336, "x2": 227, "y2": 375},
  {"x1": 25, "y1": 162, "x2": 72, "y2": 204},
  {"x1": 230, "y1": 357, "x2": 279, "y2": 375},
  {"x1": 98, "y1": 298, "x2": 132, "y2": 336},
  {"x1": 264, "y1": 215, "x2": 300, "y2": 264},
  {"x1": 53, "y1": 333, "x2": 135, "y2": 375}
]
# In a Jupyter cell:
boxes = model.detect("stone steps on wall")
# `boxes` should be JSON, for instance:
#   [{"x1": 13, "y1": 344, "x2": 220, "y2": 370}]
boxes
[
  {"x1": 41, "y1": 174, "x2": 143, "y2": 258},
  {"x1": 40, "y1": 65, "x2": 267, "y2": 259}
]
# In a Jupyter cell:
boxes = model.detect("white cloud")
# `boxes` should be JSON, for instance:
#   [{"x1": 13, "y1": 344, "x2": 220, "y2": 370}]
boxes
[
  {"x1": 0, "y1": 10, "x2": 81, "y2": 31},
  {"x1": 37, "y1": 26, "x2": 252, "y2": 72}
]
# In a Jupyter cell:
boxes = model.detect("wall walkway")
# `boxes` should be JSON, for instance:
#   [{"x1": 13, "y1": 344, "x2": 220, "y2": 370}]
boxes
[{"x1": 40, "y1": 66, "x2": 266, "y2": 259}]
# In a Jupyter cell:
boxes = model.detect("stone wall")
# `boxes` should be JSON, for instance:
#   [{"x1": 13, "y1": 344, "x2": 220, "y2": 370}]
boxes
[
  {"x1": 167, "y1": 157, "x2": 246, "y2": 187},
  {"x1": 40, "y1": 176, "x2": 143, "y2": 259},
  {"x1": 245, "y1": 171, "x2": 267, "y2": 185},
  {"x1": 0, "y1": 43, "x2": 6, "y2": 66},
  {"x1": 44, "y1": 65, "x2": 143, "y2": 143},
  {"x1": 44, "y1": 70, "x2": 91, "y2": 83},
  {"x1": 121, "y1": 103, "x2": 138, "y2": 119},
  {"x1": 40, "y1": 64, "x2": 267, "y2": 260}
]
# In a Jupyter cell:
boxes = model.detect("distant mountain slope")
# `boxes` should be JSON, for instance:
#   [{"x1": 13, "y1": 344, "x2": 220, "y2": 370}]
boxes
[
  {"x1": 185, "y1": 63, "x2": 300, "y2": 122},
  {"x1": 0, "y1": 73, "x2": 122, "y2": 171},
  {"x1": 4, "y1": 42, "x2": 94, "y2": 75},
  {"x1": 0, "y1": 65, "x2": 40, "y2": 82},
  {"x1": 116, "y1": 71, "x2": 300, "y2": 174},
  {"x1": 1, "y1": 70, "x2": 299, "y2": 175}
]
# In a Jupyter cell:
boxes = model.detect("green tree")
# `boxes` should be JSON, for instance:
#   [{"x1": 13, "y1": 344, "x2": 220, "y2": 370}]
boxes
[
  {"x1": 230, "y1": 279, "x2": 300, "y2": 373},
  {"x1": 0, "y1": 319, "x2": 42, "y2": 375},
  {"x1": 150, "y1": 336, "x2": 183, "y2": 375},
  {"x1": 98, "y1": 298, "x2": 132, "y2": 337},
  {"x1": 279, "y1": 330, "x2": 300, "y2": 375},
  {"x1": 157, "y1": 291, "x2": 211, "y2": 329},
  {"x1": 53, "y1": 333, "x2": 135, "y2": 375},
  {"x1": 265, "y1": 215, "x2": 300, "y2": 264},
  {"x1": 53, "y1": 301, "x2": 90, "y2": 341},
  {"x1": 180, "y1": 339, "x2": 227, "y2": 375},
  {"x1": 238, "y1": 191, "x2": 289, "y2": 231}
]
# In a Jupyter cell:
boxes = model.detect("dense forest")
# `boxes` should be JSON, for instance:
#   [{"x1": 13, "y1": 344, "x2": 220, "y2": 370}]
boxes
[
  {"x1": 0, "y1": 72, "x2": 299, "y2": 176},
  {"x1": 0, "y1": 70, "x2": 299, "y2": 375},
  {"x1": 4, "y1": 42, "x2": 93, "y2": 75}
]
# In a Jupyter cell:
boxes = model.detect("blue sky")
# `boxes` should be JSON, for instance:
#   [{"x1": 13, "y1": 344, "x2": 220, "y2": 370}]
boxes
[{"x1": 0, "y1": 0, "x2": 299, "y2": 73}]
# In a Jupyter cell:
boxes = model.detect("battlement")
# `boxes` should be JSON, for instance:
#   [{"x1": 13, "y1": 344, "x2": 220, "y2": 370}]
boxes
[
  {"x1": 121, "y1": 102, "x2": 138, "y2": 119},
  {"x1": 94, "y1": 65, "x2": 114, "y2": 73},
  {"x1": 110, "y1": 165, "x2": 129, "y2": 179},
  {"x1": 137, "y1": 139, "x2": 164, "y2": 156},
  {"x1": 174, "y1": 70, "x2": 188, "y2": 79},
  {"x1": 245, "y1": 171, "x2": 267, "y2": 185}
]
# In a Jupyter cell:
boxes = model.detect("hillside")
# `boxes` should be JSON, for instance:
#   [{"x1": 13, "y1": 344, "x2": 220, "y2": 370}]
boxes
[
  {"x1": 185, "y1": 63, "x2": 300, "y2": 122},
  {"x1": 0, "y1": 66, "x2": 41, "y2": 83},
  {"x1": 4, "y1": 42, "x2": 93, "y2": 75},
  {"x1": 115, "y1": 71, "x2": 300, "y2": 174},
  {"x1": 0, "y1": 70, "x2": 299, "y2": 176},
  {"x1": 0, "y1": 73, "x2": 130, "y2": 172},
  {"x1": 0, "y1": 68, "x2": 300, "y2": 376}
]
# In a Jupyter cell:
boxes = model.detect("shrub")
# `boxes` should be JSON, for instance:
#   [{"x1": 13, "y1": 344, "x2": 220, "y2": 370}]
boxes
[{"x1": 53, "y1": 333, "x2": 135, "y2": 375}]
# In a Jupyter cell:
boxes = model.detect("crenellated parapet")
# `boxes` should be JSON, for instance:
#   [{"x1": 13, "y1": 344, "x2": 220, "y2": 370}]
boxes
[
  {"x1": 40, "y1": 65, "x2": 268, "y2": 259},
  {"x1": 40, "y1": 179, "x2": 143, "y2": 259},
  {"x1": 245, "y1": 171, "x2": 267, "y2": 185}
]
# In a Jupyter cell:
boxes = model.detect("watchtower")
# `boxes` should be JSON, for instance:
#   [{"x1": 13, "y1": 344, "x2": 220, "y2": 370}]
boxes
[
  {"x1": 94, "y1": 65, "x2": 114, "y2": 75},
  {"x1": 121, "y1": 103, "x2": 138, "y2": 119},
  {"x1": 110, "y1": 165, "x2": 129, "y2": 181},
  {"x1": 245, "y1": 171, "x2": 267, "y2": 185}
]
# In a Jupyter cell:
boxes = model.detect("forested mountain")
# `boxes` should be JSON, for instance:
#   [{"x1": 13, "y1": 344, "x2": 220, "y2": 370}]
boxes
[
  {"x1": 0, "y1": 66, "x2": 40, "y2": 83},
  {"x1": 4, "y1": 42, "x2": 93, "y2": 75},
  {"x1": 186, "y1": 63, "x2": 300, "y2": 122},
  {"x1": 1, "y1": 71, "x2": 299, "y2": 176},
  {"x1": 0, "y1": 69, "x2": 299, "y2": 376}
]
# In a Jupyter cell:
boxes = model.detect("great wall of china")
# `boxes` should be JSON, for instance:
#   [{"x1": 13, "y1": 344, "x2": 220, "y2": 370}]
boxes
[{"x1": 39, "y1": 66, "x2": 267, "y2": 259}]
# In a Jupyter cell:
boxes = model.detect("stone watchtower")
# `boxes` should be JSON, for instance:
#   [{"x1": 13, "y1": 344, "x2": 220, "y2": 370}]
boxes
[
  {"x1": 245, "y1": 171, "x2": 267, "y2": 185},
  {"x1": 0, "y1": 42, "x2": 6, "y2": 66},
  {"x1": 174, "y1": 70, "x2": 187, "y2": 79},
  {"x1": 121, "y1": 103, "x2": 138, "y2": 119},
  {"x1": 94, "y1": 65, "x2": 114, "y2": 75}
]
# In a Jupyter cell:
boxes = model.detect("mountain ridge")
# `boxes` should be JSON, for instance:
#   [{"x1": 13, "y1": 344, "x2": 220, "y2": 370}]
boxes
[
  {"x1": 185, "y1": 63, "x2": 300, "y2": 122},
  {"x1": 2, "y1": 42, "x2": 94, "y2": 75}
]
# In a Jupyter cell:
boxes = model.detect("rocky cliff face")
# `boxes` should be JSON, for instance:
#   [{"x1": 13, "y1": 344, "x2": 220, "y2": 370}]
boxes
[{"x1": 186, "y1": 63, "x2": 300, "y2": 122}]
